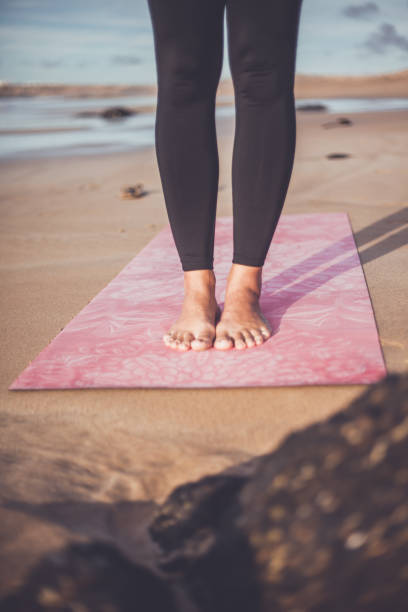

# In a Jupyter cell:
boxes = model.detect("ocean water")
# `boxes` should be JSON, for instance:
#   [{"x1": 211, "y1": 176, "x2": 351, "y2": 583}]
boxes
[
  {"x1": 2, "y1": 0, "x2": 407, "y2": 85},
  {"x1": 0, "y1": 95, "x2": 407, "y2": 161}
]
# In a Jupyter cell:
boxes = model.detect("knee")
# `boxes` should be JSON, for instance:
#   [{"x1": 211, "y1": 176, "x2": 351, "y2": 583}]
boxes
[
  {"x1": 159, "y1": 60, "x2": 212, "y2": 106},
  {"x1": 235, "y1": 64, "x2": 286, "y2": 106}
]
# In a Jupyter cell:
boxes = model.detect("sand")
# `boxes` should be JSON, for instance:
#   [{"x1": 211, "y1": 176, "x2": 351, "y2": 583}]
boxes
[
  {"x1": 1, "y1": 68, "x2": 408, "y2": 99},
  {"x1": 0, "y1": 93, "x2": 407, "y2": 598}
]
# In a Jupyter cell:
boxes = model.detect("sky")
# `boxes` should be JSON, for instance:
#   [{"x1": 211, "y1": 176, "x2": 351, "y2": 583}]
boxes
[{"x1": 0, "y1": 0, "x2": 407, "y2": 85}]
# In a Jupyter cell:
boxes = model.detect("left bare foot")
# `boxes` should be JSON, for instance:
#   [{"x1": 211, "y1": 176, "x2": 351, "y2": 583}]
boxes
[{"x1": 214, "y1": 264, "x2": 272, "y2": 350}]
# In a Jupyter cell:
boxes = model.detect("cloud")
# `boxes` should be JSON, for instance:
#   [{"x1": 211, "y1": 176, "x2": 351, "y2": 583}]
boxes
[
  {"x1": 111, "y1": 55, "x2": 140, "y2": 65},
  {"x1": 363, "y1": 22, "x2": 408, "y2": 54},
  {"x1": 343, "y1": 2, "x2": 379, "y2": 19}
]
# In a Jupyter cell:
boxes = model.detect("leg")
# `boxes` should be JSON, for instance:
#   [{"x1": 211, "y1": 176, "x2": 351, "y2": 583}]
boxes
[
  {"x1": 228, "y1": 0, "x2": 302, "y2": 267},
  {"x1": 215, "y1": 0, "x2": 303, "y2": 350},
  {"x1": 147, "y1": 0, "x2": 226, "y2": 350},
  {"x1": 147, "y1": 0, "x2": 225, "y2": 271}
]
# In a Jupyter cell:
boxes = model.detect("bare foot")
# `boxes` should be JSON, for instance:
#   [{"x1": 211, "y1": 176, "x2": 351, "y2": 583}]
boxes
[
  {"x1": 163, "y1": 269, "x2": 220, "y2": 351},
  {"x1": 214, "y1": 264, "x2": 272, "y2": 350}
]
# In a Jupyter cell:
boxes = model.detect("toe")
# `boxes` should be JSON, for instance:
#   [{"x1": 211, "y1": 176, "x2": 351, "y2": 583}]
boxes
[
  {"x1": 191, "y1": 333, "x2": 214, "y2": 351},
  {"x1": 176, "y1": 335, "x2": 190, "y2": 351},
  {"x1": 169, "y1": 332, "x2": 181, "y2": 349},
  {"x1": 232, "y1": 332, "x2": 246, "y2": 350},
  {"x1": 182, "y1": 331, "x2": 194, "y2": 349},
  {"x1": 250, "y1": 329, "x2": 264, "y2": 345},
  {"x1": 174, "y1": 331, "x2": 186, "y2": 350},
  {"x1": 242, "y1": 329, "x2": 256, "y2": 348},
  {"x1": 214, "y1": 332, "x2": 233, "y2": 350},
  {"x1": 163, "y1": 331, "x2": 176, "y2": 346},
  {"x1": 260, "y1": 327, "x2": 272, "y2": 339}
]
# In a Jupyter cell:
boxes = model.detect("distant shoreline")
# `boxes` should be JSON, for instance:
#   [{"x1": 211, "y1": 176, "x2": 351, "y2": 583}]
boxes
[{"x1": 1, "y1": 68, "x2": 407, "y2": 99}]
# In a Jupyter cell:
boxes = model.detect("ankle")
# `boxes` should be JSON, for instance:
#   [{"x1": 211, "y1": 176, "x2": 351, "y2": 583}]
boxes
[
  {"x1": 226, "y1": 264, "x2": 262, "y2": 298},
  {"x1": 183, "y1": 269, "x2": 216, "y2": 294}
]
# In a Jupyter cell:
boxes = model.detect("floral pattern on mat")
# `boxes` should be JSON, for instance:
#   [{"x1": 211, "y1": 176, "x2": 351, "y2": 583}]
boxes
[{"x1": 9, "y1": 213, "x2": 386, "y2": 389}]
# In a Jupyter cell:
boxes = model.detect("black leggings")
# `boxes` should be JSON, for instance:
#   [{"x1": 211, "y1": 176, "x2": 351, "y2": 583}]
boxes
[{"x1": 147, "y1": 0, "x2": 303, "y2": 271}]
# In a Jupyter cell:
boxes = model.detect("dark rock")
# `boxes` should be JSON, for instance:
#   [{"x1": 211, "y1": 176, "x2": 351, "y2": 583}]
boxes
[
  {"x1": 150, "y1": 474, "x2": 247, "y2": 572},
  {"x1": 149, "y1": 372, "x2": 408, "y2": 612},
  {"x1": 101, "y1": 106, "x2": 135, "y2": 120},
  {"x1": 326, "y1": 152, "x2": 351, "y2": 159},
  {"x1": 120, "y1": 183, "x2": 147, "y2": 199},
  {"x1": 337, "y1": 116, "x2": 353, "y2": 124},
  {"x1": 322, "y1": 116, "x2": 353, "y2": 129},
  {"x1": 74, "y1": 106, "x2": 136, "y2": 120},
  {"x1": 296, "y1": 103, "x2": 328, "y2": 112},
  {"x1": 1, "y1": 541, "x2": 178, "y2": 612}
]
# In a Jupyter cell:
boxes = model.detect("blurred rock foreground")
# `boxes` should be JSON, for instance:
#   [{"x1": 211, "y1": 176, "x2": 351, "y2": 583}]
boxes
[{"x1": 2, "y1": 370, "x2": 407, "y2": 611}]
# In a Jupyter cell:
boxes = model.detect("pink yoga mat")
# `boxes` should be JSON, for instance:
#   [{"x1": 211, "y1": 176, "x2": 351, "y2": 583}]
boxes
[{"x1": 9, "y1": 213, "x2": 386, "y2": 390}]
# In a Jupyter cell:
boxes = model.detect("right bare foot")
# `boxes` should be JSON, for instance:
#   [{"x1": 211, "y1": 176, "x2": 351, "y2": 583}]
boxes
[
  {"x1": 163, "y1": 269, "x2": 220, "y2": 351},
  {"x1": 214, "y1": 264, "x2": 272, "y2": 350}
]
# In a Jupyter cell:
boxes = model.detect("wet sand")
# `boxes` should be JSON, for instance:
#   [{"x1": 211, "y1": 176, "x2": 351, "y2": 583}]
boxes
[{"x1": 0, "y1": 102, "x2": 407, "y2": 599}]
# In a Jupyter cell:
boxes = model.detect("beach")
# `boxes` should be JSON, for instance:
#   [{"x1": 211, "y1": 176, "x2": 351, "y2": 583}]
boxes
[
  {"x1": 1, "y1": 76, "x2": 407, "y2": 600},
  {"x1": 2, "y1": 68, "x2": 408, "y2": 98}
]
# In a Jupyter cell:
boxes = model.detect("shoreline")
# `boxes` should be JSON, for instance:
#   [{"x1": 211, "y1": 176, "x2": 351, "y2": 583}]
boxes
[
  {"x1": 1, "y1": 68, "x2": 408, "y2": 99},
  {"x1": 0, "y1": 106, "x2": 407, "y2": 164}
]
